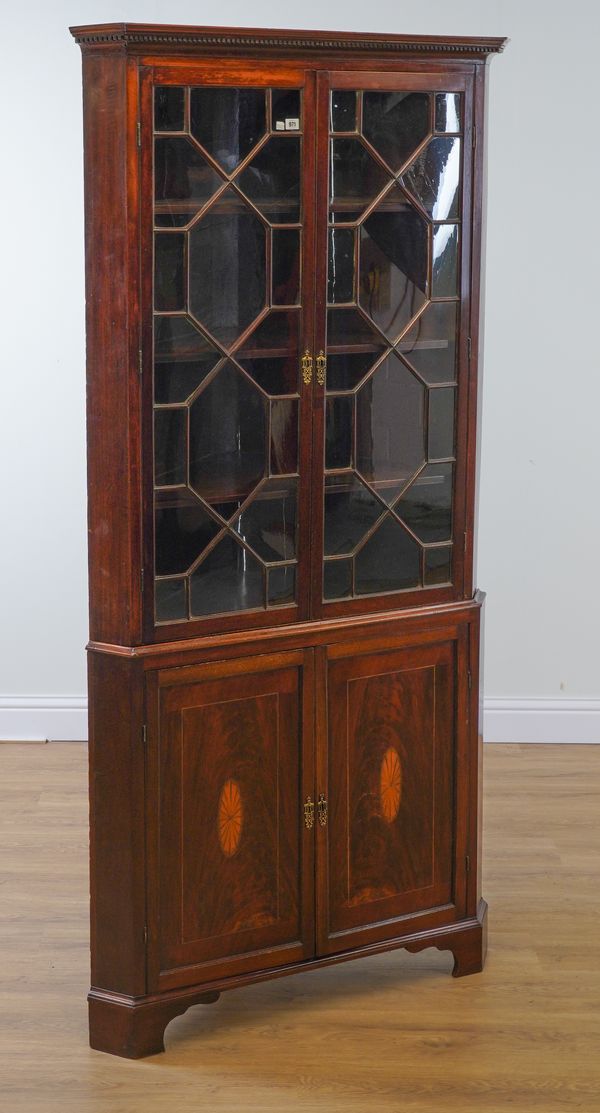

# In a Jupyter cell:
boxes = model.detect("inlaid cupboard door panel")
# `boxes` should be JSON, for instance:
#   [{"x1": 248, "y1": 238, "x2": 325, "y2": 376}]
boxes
[
  {"x1": 147, "y1": 651, "x2": 315, "y2": 991},
  {"x1": 317, "y1": 640, "x2": 457, "y2": 954}
]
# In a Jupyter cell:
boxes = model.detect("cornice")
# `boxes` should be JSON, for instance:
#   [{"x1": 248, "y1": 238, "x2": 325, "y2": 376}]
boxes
[{"x1": 70, "y1": 23, "x2": 507, "y2": 59}]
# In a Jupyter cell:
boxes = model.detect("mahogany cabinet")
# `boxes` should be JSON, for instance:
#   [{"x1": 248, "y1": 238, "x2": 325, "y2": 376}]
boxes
[{"x1": 72, "y1": 22, "x2": 505, "y2": 1058}]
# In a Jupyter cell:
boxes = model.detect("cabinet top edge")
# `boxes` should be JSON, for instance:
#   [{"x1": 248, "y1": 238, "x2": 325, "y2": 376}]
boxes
[{"x1": 69, "y1": 22, "x2": 507, "y2": 59}]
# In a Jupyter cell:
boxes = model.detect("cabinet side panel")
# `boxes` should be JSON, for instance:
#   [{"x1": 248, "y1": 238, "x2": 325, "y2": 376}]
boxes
[
  {"x1": 88, "y1": 651, "x2": 146, "y2": 994},
  {"x1": 82, "y1": 50, "x2": 141, "y2": 644}
]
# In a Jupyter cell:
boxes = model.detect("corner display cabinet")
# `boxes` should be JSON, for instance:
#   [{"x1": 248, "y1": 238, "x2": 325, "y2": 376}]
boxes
[{"x1": 72, "y1": 21, "x2": 505, "y2": 1058}]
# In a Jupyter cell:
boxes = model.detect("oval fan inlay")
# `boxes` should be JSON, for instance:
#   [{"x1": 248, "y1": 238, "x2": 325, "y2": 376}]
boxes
[
  {"x1": 380, "y1": 746, "x2": 402, "y2": 822},
  {"x1": 218, "y1": 779, "x2": 243, "y2": 857}
]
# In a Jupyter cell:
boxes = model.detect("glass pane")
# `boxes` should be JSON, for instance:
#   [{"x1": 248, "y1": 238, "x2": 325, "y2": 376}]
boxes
[
  {"x1": 155, "y1": 87, "x2": 185, "y2": 132},
  {"x1": 398, "y1": 303, "x2": 458, "y2": 384},
  {"x1": 272, "y1": 89, "x2": 301, "y2": 131},
  {"x1": 326, "y1": 397, "x2": 353, "y2": 469},
  {"x1": 155, "y1": 501, "x2": 222, "y2": 575},
  {"x1": 432, "y1": 224, "x2": 459, "y2": 297},
  {"x1": 155, "y1": 576, "x2": 187, "y2": 621},
  {"x1": 435, "y1": 93, "x2": 461, "y2": 133},
  {"x1": 428, "y1": 388, "x2": 455, "y2": 460},
  {"x1": 190, "y1": 535, "x2": 264, "y2": 615},
  {"x1": 231, "y1": 478, "x2": 297, "y2": 562},
  {"x1": 324, "y1": 474, "x2": 383, "y2": 556},
  {"x1": 154, "y1": 317, "x2": 221, "y2": 404},
  {"x1": 395, "y1": 463, "x2": 453, "y2": 542},
  {"x1": 155, "y1": 409, "x2": 187, "y2": 486},
  {"x1": 330, "y1": 139, "x2": 391, "y2": 223},
  {"x1": 326, "y1": 308, "x2": 386, "y2": 391},
  {"x1": 401, "y1": 137, "x2": 461, "y2": 220},
  {"x1": 273, "y1": 230, "x2": 300, "y2": 305},
  {"x1": 237, "y1": 137, "x2": 300, "y2": 224},
  {"x1": 355, "y1": 515, "x2": 420, "y2": 594},
  {"x1": 190, "y1": 87, "x2": 266, "y2": 171},
  {"x1": 362, "y1": 92, "x2": 430, "y2": 171},
  {"x1": 328, "y1": 228, "x2": 355, "y2": 303},
  {"x1": 189, "y1": 361, "x2": 267, "y2": 503},
  {"x1": 330, "y1": 91, "x2": 356, "y2": 132},
  {"x1": 188, "y1": 188, "x2": 266, "y2": 347},
  {"x1": 424, "y1": 546, "x2": 452, "y2": 585},
  {"x1": 356, "y1": 353, "x2": 425, "y2": 500},
  {"x1": 270, "y1": 399, "x2": 298, "y2": 474},
  {"x1": 154, "y1": 137, "x2": 223, "y2": 227},
  {"x1": 359, "y1": 188, "x2": 428, "y2": 340},
  {"x1": 268, "y1": 564, "x2": 296, "y2": 605},
  {"x1": 236, "y1": 311, "x2": 299, "y2": 394},
  {"x1": 323, "y1": 558, "x2": 353, "y2": 599},
  {"x1": 154, "y1": 233, "x2": 185, "y2": 311}
]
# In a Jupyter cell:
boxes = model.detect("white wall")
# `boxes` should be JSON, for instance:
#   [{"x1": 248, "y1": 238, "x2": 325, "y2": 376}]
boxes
[{"x1": 1, "y1": 0, "x2": 599, "y2": 741}]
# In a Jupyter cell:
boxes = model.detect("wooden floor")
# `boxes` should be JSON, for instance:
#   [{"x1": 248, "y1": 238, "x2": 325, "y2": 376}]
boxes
[{"x1": 1, "y1": 743, "x2": 599, "y2": 1112}]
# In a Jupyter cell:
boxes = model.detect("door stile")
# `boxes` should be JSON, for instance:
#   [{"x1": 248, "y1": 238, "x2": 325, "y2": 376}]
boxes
[
  {"x1": 300, "y1": 646, "x2": 317, "y2": 957},
  {"x1": 314, "y1": 644, "x2": 330, "y2": 954}
]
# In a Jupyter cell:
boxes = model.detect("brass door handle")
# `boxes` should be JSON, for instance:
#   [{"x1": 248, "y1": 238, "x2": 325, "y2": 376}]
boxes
[
  {"x1": 301, "y1": 349, "x2": 313, "y2": 385},
  {"x1": 316, "y1": 351, "x2": 326, "y2": 386},
  {"x1": 317, "y1": 793, "x2": 328, "y2": 827},
  {"x1": 303, "y1": 796, "x2": 315, "y2": 829}
]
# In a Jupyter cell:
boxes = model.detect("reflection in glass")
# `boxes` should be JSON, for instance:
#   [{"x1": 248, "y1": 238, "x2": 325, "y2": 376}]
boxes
[
  {"x1": 401, "y1": 137, "x2": 461, "y2": 220},
  {"x1": 323, "y1": 558, "x2": 353, "y2": 600},
  {"x1": 272, "y1": 229, "x2": 300, "y2": 305},
  {"x1": 360, "y1": 190, "x2": 428, "y2": 339},
  {"x1": 328, "y1": 228, "x2": 354, "y2": 303},
  {"x1": 154, "y1": 233, "x2": 185, "y2": 311},
  {"x1": 154, "y1": 137, "x2": 223, "y2": 227},
  {"x1": 155, "y1": 409, "x2": 187, "y2": 486},
  {"x1": 428, "y1": 388, "x2": 455, "y2": 459},
  {"x1": 324, "y1": 474, "x2": 383, "y2": 556},
  {"x1": 435, "y1": 93, "x2": 461, "y2": 133},
  {"x1": 356, "y1": 353, "x2": 425, "y2": 497},
  {"x1": 326, "y1": 308, "x2": 386, "y2": 390},
  {"x1": 363, "y1": 91, "x2": 430, "y2": 171},
  {"x1": 398, "y1": 303, "x2": 458, "y2": 384},
  {"x1": 395, "y1": 462, "x2": 453, "y2": 542},
  {"x1": 190, "y1": 87, "x2": 265, "y2": 171},
  {"x1": 155, "y1": 502, "x2": 221, "y2": 575},
  {"x1": 189, "y1": 189, "x2": 266, "y2": 347},
  {"x1": 155, "y1": 576, "x2": 187, "y2": 621},
  {"x1": 355, "y1": 515, "x2": 420, "y2": 594},
  {"x1": 268, "y1": 564, "x2": 296, "y2": 605},
  {"x1": 154, "y1": 317, "x2": 221, "y2": 404},
  {"x1": 236, "y1": 311, "x2": 299, "y2": 394},
  {"x1": 432, "y1": 223, "x2": 459, "y2": 297},
  {"x1": 231, "y1": 478, "x2": 297, "y2": 561},
  {"x1": 330, "y1": 91, "x2": 356, "y2": 132},
  {"x1": 270, "y1": 399, "x2": 298, "y2": 474},
  {"x1": 155, "y1": 87, "x2": 185, "y2": 132},
  {"x1": 330, "y1": 138, "x2": 391, "y2": 223},
  {"x1": 326, "y1": 397, "x2": 353, "y2": 469},
  {"x1": 190, "y1": 535, "x2": 264, "y2": 615},
  {"x1": 424, "y1": 545, "x2": 452, "y2": 585},
  {"x1": 237, "y1": 137, "x2": 300, "y2": 223},
  {"x1": 272, "y1": 89, "x2": 301, "y2": 130},
  {"x1": 189, "y1": 361, "x2": 266, "y2": 502}
]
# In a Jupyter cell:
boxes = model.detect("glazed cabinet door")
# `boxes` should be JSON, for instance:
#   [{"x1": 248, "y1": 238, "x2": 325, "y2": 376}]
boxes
[
  {"x1": 312, "y1": 71, "x2": 473, "y2": 618},
  {"x1": 141, "y1": 64, "x2": 317, "y2": 640},
  {"x1": 317, "y1": 636, "x2": 463, "y2": 954},
  {"x1": 146, "y1": 650, "x2": 315, "y2": 991}
]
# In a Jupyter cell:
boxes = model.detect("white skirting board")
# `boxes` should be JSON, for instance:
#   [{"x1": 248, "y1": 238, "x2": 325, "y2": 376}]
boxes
[{"x1": 0, "y1": 696, "x2": 599, "y2": 744}]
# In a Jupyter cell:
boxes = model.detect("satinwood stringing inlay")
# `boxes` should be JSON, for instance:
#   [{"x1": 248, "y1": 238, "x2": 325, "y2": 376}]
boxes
[
  {"x1": 380, "y1": 746, "x2": 402, "y2": 822},
  {"x1": 218, "y1": 779, "x2": 243, "y2": 856}
]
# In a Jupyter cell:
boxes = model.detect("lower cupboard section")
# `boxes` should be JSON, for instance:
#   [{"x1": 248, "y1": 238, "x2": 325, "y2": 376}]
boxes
[{"x1": 138, "y1": 614, "x2": 478, "y2": 994}]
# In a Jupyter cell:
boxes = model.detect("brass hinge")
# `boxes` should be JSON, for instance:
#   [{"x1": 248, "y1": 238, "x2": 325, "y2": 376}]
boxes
[
  {"x1": 316, "y1": 350, "x2": 327, "y2": 387},
  {"x1": 140, "y1": 567, "x2": 145, "y2": 595},
  {"x1": 472, "y1": 126, "x2": 477, "y2": 151},
  {"x1": 468, "y1": 670, "x2": 472, "y2": 692},
  {"x1": 138, "y1": 348, "x2": 143, "y2": 376},
  {"x1": 317, "y1": 793, "x2": 328, "y2": 828},
  {"x1": 136, "y1": 121, "x2": 141, "y2": 148},
  {"x1": 143, "y1": 925, "x2": 148, "y2": 945},
  {"x1": 301, "y1": 349, "x2": 313, "y2": 385},
  {"x1": 466, "y1": 855, "x2": 471, "y2": 874},
  {"x1": 303, "y1": 796, "x2": 315, "y2": 829},
  {"x1": 467, "y1": 336, "x2": 472, "y2": 361},
  {"x1": 142, "y1": 724, "x2": 147, "y2": 746}
]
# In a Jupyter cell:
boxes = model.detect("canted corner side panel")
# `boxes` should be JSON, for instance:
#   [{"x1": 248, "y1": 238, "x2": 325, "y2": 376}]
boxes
[
  {"x1": 152, "y1": 661, "x2": 313, "y2": 989},
  {"x1": 323, "y1": 641, "x2": 456, "y2": 951},
  {"x1": 88, "y1": 651, "x2": 146, "y2": 993},
  {"x1": 83, "y1": 50, "x2": 142, "y2": 644}
]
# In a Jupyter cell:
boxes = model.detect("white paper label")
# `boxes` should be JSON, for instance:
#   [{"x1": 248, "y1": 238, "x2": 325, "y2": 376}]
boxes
[{"x1": 285, "y1": 118, "x2": 300, "y2": 131}]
